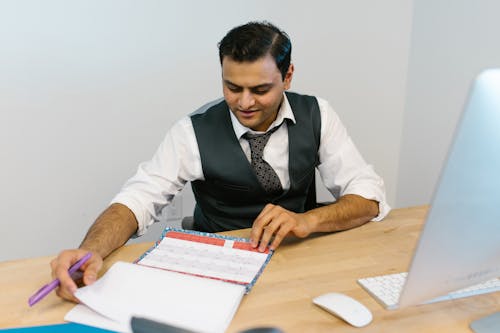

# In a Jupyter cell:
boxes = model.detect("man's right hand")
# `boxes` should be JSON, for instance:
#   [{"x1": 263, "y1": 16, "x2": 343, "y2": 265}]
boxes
[{"x1": 50, "y1": 249, "x2": 103, "y2": 303}]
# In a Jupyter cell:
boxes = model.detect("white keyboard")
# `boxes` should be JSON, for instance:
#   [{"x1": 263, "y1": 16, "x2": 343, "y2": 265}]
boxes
[{"x1": 358, "y1": 272, "x2": 500, "y2": 310}]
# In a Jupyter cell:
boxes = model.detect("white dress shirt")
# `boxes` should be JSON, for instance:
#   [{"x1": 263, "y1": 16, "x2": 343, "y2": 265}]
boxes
[{"x1": 112, "y1": 94, "x2": 390, "y2": 235}]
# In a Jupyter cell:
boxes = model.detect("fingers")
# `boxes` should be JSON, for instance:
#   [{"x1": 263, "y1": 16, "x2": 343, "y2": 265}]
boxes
[
  {"x1": 250, "y1": 204, "x2": 276, "y2": 249},
  {"x1": 269, "y1": 220, "x2": 294, "y2": 250},
  {"x1": 51, "y1": 250, "x2": 80, "y2": 301},
  {"x1": 251, "y1": 204, "x2": 299, "y2": 252},
  {"x1": 258, "y1": 213, "x2": 290, "y2": 251},
  {"x1": 82, "y1": 256, "x2": 103, "y2": 286},
  {"x1": 50, "y1": 249, "x2": 103, "y2": 302}
]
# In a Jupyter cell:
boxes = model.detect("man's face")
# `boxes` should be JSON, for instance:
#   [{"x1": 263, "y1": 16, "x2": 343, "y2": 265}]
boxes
[{"x1": 222, "y1": 53, "x2": 293, "y2": 132}]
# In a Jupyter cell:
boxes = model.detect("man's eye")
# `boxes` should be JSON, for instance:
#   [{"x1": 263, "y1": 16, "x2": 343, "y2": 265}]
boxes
[
  {"x1": 253, "y1": 89, "x2": 269, "y2": 95},
  {"x1": 227, "y1": 85, "x2": 241, "y2": 92}
]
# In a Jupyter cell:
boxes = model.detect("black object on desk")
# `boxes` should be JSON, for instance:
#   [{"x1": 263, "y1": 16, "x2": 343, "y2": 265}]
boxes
[
  {"x1": 131, "y1": 317, "x2": 195, "y2": 333},
  {"x1": 238, "y1": 327, "x2": 284, "y2": 333},
  {"x1": 131, "y1": 317, "x2": 284, "y2": 333}
]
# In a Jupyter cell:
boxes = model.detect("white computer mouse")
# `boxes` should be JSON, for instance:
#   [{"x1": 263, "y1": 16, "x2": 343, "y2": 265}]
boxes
[{"x1": 313, "y1": 292, "x2": 373, "y2": 327}]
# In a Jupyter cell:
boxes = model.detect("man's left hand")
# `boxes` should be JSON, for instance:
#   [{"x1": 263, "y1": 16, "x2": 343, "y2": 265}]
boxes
[{"x1": 250, "y1": 203, "x2": 313, "y2": 252}]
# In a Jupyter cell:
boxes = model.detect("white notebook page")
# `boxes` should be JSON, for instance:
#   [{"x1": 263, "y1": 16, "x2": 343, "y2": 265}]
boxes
[{"x1": 72, "y1": 262, "x2": 245, "y2": 333}]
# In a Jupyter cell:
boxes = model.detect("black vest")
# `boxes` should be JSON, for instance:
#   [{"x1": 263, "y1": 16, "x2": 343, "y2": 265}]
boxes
[{"x1": 190, "y1": 92, "x2": 321, "y2": 232}]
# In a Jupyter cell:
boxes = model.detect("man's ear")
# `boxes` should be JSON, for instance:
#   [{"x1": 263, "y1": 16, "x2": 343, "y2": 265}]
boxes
[{"x1": 283, "y1": 63, "x2": 294, "y2": 90}]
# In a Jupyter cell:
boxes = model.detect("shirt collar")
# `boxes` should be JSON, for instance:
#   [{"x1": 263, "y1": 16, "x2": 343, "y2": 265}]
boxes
[{"x1": 229, "y1": 93, "x2": 296, "y2": 139}]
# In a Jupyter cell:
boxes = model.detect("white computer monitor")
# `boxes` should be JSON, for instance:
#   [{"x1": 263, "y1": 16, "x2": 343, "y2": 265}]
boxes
[{"x1": 398, "y1": 68, "x2": 500, "y2": 308}]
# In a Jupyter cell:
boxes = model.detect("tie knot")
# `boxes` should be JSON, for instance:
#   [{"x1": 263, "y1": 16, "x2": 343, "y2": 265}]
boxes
[
  {"x1": 243, "y1": 124, "x2": 281, "y2": 158},
  {"x1": 243, "y1": 131, "x2": 272, "y2": 157}
]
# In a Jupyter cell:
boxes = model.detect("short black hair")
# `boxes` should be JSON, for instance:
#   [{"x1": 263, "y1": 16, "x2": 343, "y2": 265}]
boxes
[{"x1": 218, "y1": 21, "x2": 292, "y2": 80}]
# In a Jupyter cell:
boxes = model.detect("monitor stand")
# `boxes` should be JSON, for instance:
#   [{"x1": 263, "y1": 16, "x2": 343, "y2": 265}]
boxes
[{"x1": 470, "y1": 312, "x2": 500, "y2": 333}]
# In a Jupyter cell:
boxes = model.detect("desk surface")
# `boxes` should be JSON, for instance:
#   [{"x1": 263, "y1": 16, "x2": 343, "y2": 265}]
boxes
[{"x1": 1, "y1": 206, "x2": 499, "y2": 332}]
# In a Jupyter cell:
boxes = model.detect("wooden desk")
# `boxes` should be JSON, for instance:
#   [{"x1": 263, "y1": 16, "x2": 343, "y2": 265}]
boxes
[{"x1": 1, "y1": 206, "x2": 498, "y2": 332}]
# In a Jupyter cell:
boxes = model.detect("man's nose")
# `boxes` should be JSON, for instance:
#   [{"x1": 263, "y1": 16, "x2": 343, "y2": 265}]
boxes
[{"x1": 238, "y1": 90, "x2": 255, "y2": 110}]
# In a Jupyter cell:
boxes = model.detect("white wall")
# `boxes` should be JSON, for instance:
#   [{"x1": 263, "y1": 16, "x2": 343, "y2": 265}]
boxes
[
  {"x1": 0, "y1": 0, "x2": 412, "y2": 261},
  {"x1": 396, "y1": 0, "x2": 500, "y2": 207}
]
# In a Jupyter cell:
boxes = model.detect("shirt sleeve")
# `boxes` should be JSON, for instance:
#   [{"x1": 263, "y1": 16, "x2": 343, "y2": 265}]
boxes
[
  {"x1": 110, "y1": 116, "x2": 203, "y2": 235},
  {"x1": 316, "y1": 97, "x2": 391, "y2": 221}
]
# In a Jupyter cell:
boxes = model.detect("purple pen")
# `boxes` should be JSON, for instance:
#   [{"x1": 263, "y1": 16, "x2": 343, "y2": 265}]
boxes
[{"x1": 28, "y1": 252, "x2": 92, "y2": 307}]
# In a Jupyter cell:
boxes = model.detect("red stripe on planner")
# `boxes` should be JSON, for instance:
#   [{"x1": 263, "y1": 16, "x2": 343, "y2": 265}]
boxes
[
  {"x1": 233, "y1": 241, "x2": 270, "y2": 254},
  {"x1": 166, "y1": 231, "x2": 225, "y2": 246}
]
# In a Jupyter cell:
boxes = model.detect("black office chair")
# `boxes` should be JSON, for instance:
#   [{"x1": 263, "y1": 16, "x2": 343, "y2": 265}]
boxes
[{"x1": 181, "y1": 216, "x2": 195, "y2": 230}]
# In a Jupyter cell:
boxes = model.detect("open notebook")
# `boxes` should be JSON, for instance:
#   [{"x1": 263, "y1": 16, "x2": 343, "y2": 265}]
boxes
[{"x1": 65, "y1": 228, "x2": 273, "y2": 333}]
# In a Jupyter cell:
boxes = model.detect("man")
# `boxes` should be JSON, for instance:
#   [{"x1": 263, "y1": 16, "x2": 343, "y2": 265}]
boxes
[{"x1": 52, "y1": 21, "x2": 390, "y2": 302}]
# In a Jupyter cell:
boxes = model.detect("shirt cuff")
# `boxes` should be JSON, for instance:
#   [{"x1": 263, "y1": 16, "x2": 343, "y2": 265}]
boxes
[
  {"x1": 343, "y1": 189, "x2": 391, "y2": 222},
  {"x1": 371, "y1": 200, "x2": 391, "y2": 222}
]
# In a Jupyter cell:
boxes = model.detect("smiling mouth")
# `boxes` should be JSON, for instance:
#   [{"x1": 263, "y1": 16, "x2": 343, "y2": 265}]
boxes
[{"x1": 239, "y1": 109, "x2": 258, "y2": 115}]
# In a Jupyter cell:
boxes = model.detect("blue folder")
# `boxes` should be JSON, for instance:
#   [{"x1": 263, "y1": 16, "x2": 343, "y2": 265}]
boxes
[{"x1": 0, "y1": 323, "x2": 117, "y2": 332}]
